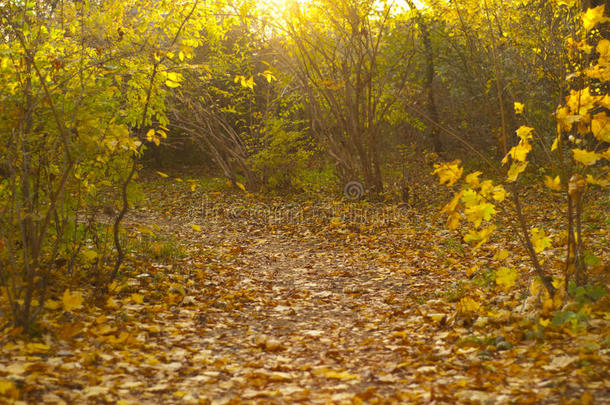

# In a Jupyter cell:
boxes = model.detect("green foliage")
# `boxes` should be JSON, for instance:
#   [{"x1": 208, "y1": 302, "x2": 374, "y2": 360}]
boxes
[
  {"x1": 443, "y1": 281, "x2": 467, "y2": 303},
  {"x1": 248, "y1": 118, "x2": 314, "y2": 191},
  {"x1": 133, "y1": 233, "x2": 187, "y2": 262}
]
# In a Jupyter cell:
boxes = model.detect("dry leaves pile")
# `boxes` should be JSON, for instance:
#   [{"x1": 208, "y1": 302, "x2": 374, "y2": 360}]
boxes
[{"x1": 0, "y1": 179, "x2": 608, "y2": 404}]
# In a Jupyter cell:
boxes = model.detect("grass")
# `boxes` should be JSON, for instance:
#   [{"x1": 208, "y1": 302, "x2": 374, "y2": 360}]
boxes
[{"x1": 132, "y1": 233, "x2": 187, "y2": 262}]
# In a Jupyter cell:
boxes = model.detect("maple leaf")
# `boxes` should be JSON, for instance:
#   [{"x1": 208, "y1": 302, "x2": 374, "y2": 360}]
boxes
[
  {"x1": 508, "y1": 141, "x2": 532, "y2": 162},
  {"x1": 465, "y1": 171, "x2": 482, "y2": 187},
  {"x1": 566, "y1": 88, "x2": 595, "y2": 116},
  {"x1": 531, "y1": 228, "x2": 551, "y2": 253},
  {"x1": 491, "y1": 186, "x2": 506, "y2": 201},
  {"x1": 463, "y1": 225, "x2": 496, "y2": 249},
  {"x1": 591, "y1": 113, "x2": 610, "y2": 142},
  {"x1": 514, "y1": 102, "x2": 524, "y2": 114},
  {"x1": 458, "y1": 297, "x2": 480, "y2": 314},
  {"x1": 572, "y1": 149, "x2": 601, "y2": 166},
  {"x1": 62, "y1": 289, "x2": 84, "y2": 312},
  {"x1": 507, "y1": 161, "x2": 528, "y2": 182},
  {"x1": 582, "y1": 5, "x2": 610, "y2": 31},
  {"x1": 464, "y1": 202, "x2": 496, "y2": 228},
  {"x1": 433, "y1": 161, "x2": 463, "y2": 186},
  {"x1": 131, "y1": 293, "x2": 144, "y2": 304},
  {"x1": 441, "y1": 191, "x2": 462, "y2": 214},
  {"x1": 495, "y1": 267, "x2": 518, "y2": 290},
  {"x1": 515, "y1": 125, "x2": 534, "y2": 141},
  {"x1": 544, "y1": 175, "x2": 562, "y2": 191}
]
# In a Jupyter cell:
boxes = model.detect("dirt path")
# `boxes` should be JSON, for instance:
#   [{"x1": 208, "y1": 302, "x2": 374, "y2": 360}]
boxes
[
  {"x1": 108, "y1": 195, "x2": 602, "y2": 404},
  {"x1": 4, "y1": 188, "x2": 607, "y2": 404},
  {"x1": 120, "y1": 205, "x2": 447, "y2": 403}
]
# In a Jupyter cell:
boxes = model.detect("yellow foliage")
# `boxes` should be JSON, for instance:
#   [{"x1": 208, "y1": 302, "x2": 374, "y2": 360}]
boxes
[
  {"x1": 531, "y1": 228, "x2": 552, "y2": 253},
  {"x1": 582, "y1": 5, "x2": 610, "y2": 31},
  {"x1": 458, "y1": 297, "x2": 480, "y2": 314},
  {"x1": 495, "y1": 267, "x2": 518, "y2": 290},
  {"x1": 515, "y1": 125, "x2": 534, "y2": 141},
  {"x1": 591, "y1": 113, "x2": 610, "y2": 142},
  {"x1": 465, "y1": 171, "x2": 482, "y2": 187},
  {"x1": 544, "y1": 175, "x2": 562, "y2": 191},
  {"x1": 62, "y1": 289, "x2": 84, "y2": 312},
  {"x1": 572, "y1": 149, "x2": 602, "y2": 166},
  {"x1": 514, "y1": 102, "x2": 524, "y2": 114},
  {"x1": 491, "y1": 185, "x2": 506, "y2": 201},
  {"x1": 433, "y1": 161, "x2": 463, "y2": 186},
  {"x1": 463, "y1": 225, "x2": 496, "y2": 249},
  {"x1": 441, "y1": 191, "x2": 462, "y2": 214},
  {"x1": 507, "y1": 161, "x2": 528, "y2": 182}
]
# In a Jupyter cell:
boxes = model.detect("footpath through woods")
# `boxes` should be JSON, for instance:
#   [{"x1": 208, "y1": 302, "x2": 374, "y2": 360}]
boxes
[{"x1": 0, "y1": 178, "x2": 608, "y2": 404}]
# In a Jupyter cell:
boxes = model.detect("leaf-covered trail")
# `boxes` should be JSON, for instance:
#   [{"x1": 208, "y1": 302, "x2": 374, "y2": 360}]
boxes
[
  {"x1": 123, "y1": 203, "x2": 454, "y2": 403},
  {"x1": 1, "y1": 185, "x2": 608, "y2": 404}
]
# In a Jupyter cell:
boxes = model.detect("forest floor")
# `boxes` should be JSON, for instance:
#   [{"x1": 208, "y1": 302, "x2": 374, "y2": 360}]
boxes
[{"x1": 0, "y1": 176, "x2": 609, "y2": 404}]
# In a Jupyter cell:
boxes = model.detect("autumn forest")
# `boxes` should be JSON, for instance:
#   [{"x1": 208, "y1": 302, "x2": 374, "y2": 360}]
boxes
[{"x1": 0, "y1": 0, "x2": 608, "y2": 403}]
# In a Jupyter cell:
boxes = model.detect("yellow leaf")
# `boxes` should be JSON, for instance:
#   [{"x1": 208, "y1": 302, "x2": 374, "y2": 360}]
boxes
[
  {"x1": 529, "y1": 278, "x2": 544, "y2": 297},
  {"x1": 323, "y1": 370, "x2": 360, "y2": 380},
  {"x1": 465, "y1": 171, "x2": 482, "y2": 187},
  {"x1": 0, "y1": 379, "x2": 17, "y2": 398},
  {"x1": 190, "y1": 184, "x2": 197, "y2": 192},
  {"x1": 106, "y1": 296, "x2": 119, "y2": 309},
  {"x1": 463, "y1": 225, "x2": 496, "y2": 249},
  {"x1": 165, "y1": 72, "x2": 182, "y2": 88},
  {"x1": 494, "y1": 249, "x2": 509, "y2": 261},
  {"x1": 544, "y1": 175, "x2": 562, "y2": 191},
  {"x1": 62, "y1": 289, "x2": 84, "y2": 312},
  {"x1": 492, "y1": 186, "x2": 506, "y2": 201},
  {"x1": 591, "y1": 113, "x2": 610, "y2": 142},
  {"x1": 44, "y1": 299, "x2": 61, "y2": 310},
  {"x1": 566, "y1": 88, "x2": 595, "y2": 116},
  {"x1": 464, "y1": 202, "x2": 496, "y2": 228},
  {"x1": 572, "y1": 149, "x2": 601, "y2": 166},
  {"x1": 146, "y1": 128, "x2": 155, "y2": 141},
  {"x1": 555, "y1": 106, "x2": 580, "y2": 131},
  {"x1": 551, "y1": 134, "x2": 560, "y2": 151},
  {"x1": 507, "y1": 161, "x2": 528, "y2": 182},
  {"x1": 514, "y1": 102, "x2": 524, "y2": 114},
  {"x1": 26, "y1": 342, "x2": 51, "y2": 354},
  {"x1": 191, "y1": 224, "x2": 202, "y2": 232},
  {"x1": 235, "y1": 182, "x2": 247, "y2": 192},
  {"x1": 156, "y1": 171, "x2": 169, "y2": 178},
  {"x1": 516, "y1": 126, "x2": 534, "y2": 141},
  {"x1": 432, "y1": 161, "x2": 463, "y2": 186},
  {"x1": 131, "y1": 293, "x2": 144, "y2": 304},
  {"x1": 531, "y1": 228, "x2": 552, "y2": 253},
  {"x1": 466, "y1": 264, "x2": 478, "y2": 277},
  {"x1": 446, "y1": 211, "x2": 461, "y2": 230},
  {"x1": 179, "y1": 51, "x2": 185, "y2": 62},
  {"x1": 583, "y1": 5, "x2": 609, "y2": 31},
  {"x1": 586, "y1": 173, "x2": 610, "y2": 187},
  {"x1": 441, "y1": 191, "x2": 462, "y2": 214},
  {"x1": 458, "y1": 297, "x2": 480, "y2": 313},
  {"x1": 495, "y1": 267, "x2": 518, "y2": 290},
  {"x1": 539, "y1": 318, "x2": 550, "y2": 327},
  {"x1": 508, "y1": 141, "x2": 532, "y2": 162}
]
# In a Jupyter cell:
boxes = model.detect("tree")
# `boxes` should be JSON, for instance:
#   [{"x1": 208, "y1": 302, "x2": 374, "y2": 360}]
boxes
[
  {"x1": 279, "y1": 0, "x2": 417, "y2": 194},
  {"x1": 0, "y1": 0, "x2": 202, "y2": 330}
]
